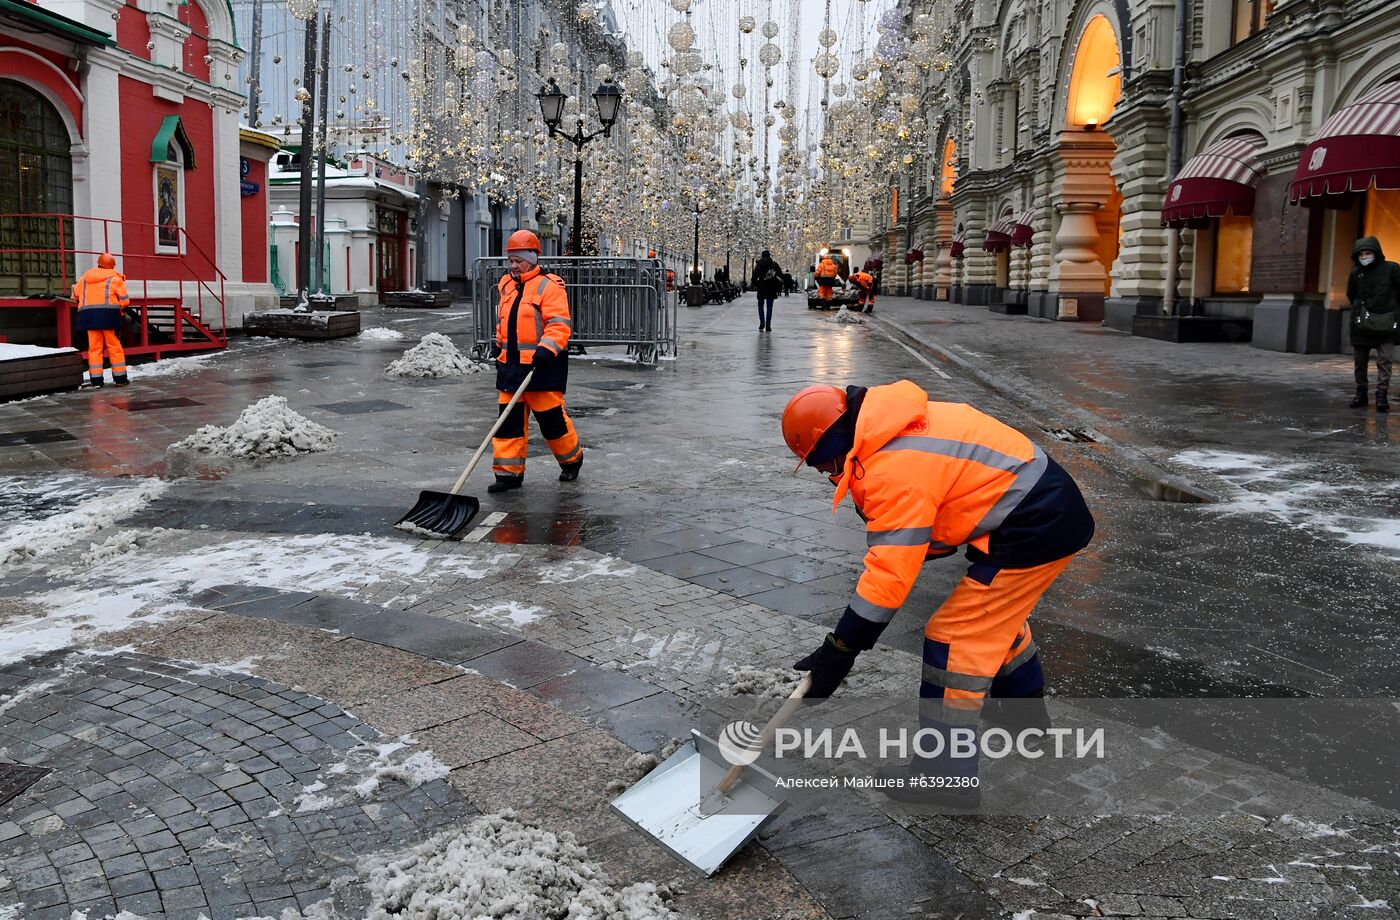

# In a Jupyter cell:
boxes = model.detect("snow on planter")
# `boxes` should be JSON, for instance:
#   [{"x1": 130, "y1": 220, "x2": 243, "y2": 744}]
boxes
[
  {"x1": 170, "y1": 395, "x2": 336, "y2": 459},
  {"x1": 360, "y1": 813, "x2": 676, "y2": 920},
  {"x1": 385, "y1": 332, "x2": 484, "y2": 378}
]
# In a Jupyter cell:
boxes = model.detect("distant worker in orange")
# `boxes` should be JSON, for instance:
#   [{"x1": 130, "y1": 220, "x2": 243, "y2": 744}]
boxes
[
  {"x1": 489, "y1": 230, "x2": 583, "y2": 493},
  {"x1": 814, "y1": 254, "x2": 840, "y2": 307},
  {"x1": 71, "y1": 253, "x2": 130, "y2": 389},
  {"x1": 849, "y1": 268, "x2": 876, "y2": 314},
  {"x1": 783, "y1": 380, "x2": 1094, "y2": 808}
]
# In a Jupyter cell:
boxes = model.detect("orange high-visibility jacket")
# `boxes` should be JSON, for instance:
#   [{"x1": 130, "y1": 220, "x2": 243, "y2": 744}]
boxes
[
  {"x1": 849, "y1": 271, "x2": 874, "y2": 292},
  {"x1": 816, "y1": 258, "x2": 838, "y2": 282},
  {"x1": 832, "y1": 381, "x2": 1051, "y2": 632},
  {"x1": 495, "y1": 263, "x2": 571, "y2": 391},
  {"x1": 71, "y1": 267, "x2": 130, "y2": 332}
]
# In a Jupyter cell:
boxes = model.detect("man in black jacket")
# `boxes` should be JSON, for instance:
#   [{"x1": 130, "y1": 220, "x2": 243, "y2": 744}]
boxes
[
  {"x1": 1347, "y1": 236, "x2": 1400, "y2": 413},
  {"x1": 751, "y1": 250, "x2": 784, "y2": 331}
]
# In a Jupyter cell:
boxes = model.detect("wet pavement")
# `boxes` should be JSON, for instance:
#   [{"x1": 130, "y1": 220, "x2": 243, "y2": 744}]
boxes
[{"x1": 0, "y1": 293, "x2": 1397, "y2": 919}]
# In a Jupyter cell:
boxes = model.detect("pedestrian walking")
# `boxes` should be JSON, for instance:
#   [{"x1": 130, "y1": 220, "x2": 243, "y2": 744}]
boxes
[
  {"x1": 781, "y1": 270, "x2": 795, "y2": 296},
  {"x1": 488, "y1": 230, "x2": 583, "y2": 493},
  {"x1": 71, "y1": 252, "x2": 131, "y2": 389},
  {"x1": 1346, "y1": 236, "x2": 1400, "y2": 412},
  {"x1": 751, "y1": 249, "x2": 783, "y2": 331},
  {"x1": 782, "y1": 380, "x2": 1094, "y2": 808}
]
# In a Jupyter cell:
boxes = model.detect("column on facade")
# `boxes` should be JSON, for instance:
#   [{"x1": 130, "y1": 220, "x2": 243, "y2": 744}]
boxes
[
  {"x1": 933, "y1": 198, "x2": 954, "y2": 300},
  {"x1": 962, "y1": 198, "x2": 997, "y2": 305},
  {"x1": 1104, "y1": 104, "x2": 1174, "y2": 324},
  {"x1": 1048, "y1": 130, "x2": 1117, "y2": 320},
  {"x1": 1027, "y1": 162, "x2": 1056, "y2": 316}
]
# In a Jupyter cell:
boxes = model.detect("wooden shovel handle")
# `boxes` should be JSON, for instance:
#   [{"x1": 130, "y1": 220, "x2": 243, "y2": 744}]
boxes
[
  {"x1": 449, "y1": 368, "x2": 534, "y2": 496},
  {"x1": 717, "y1": 674, "x2": 813, "y2": 795}
]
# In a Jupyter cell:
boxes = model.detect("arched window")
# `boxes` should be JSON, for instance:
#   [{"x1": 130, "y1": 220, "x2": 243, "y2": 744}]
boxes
[
  {"x1": 940, "y1": 137, "x2": 957, "y2": 196},
  {"x1": 0, "y1": 79, "x2": 74, "y2": 296},
  {"x1": 1066, "y1": 15, "x2": 1123, "y2": 130}
]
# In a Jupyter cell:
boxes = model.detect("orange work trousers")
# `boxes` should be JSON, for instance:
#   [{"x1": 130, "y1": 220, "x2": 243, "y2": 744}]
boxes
[
  {"x1": 817, "y1": 282, "x2": 835, "y2": 303},
  {"x1": 491, "y1": 390, "x2": 582, "y2": 478},
  {"x1": 86, "y1": 330, "x2": 127, "y2": 382},
  {"x1": 920, "y1": 555, "x2": 1072, "y2": 721}
]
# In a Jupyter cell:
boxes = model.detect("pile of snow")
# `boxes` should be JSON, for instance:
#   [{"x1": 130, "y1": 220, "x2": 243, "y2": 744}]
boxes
[
  {"x1": 718, "y1": 664, "x2": 801, "y2": 698},
  {"x1": 0, "y1": 343, "x2": 76, "y2": 360},
  {"x1": 385, "y1": 333, "x2": 483, "y2": 378},
  {"x1": 538, "y1": 557, "x2": 638, "y2": 583},
  {"x1": 360, "y1": 813, "x2": 676, "y2": 919},
  {"x1": 358, "y1": 326, "x2": 406, "y2": 341},
  {"x1": 72, "y1": 528, "x2": 168, "y2": 569},
  {"x1": 603, "y1": 739, "x2": 685, "y2": 795},
  {"x1": 0, "y1": 479, "x2": 166, "y2": 573},
  {"x1": 291, "y1": 739, "x2": 452, "y2": 813},
  {"x1": 125, "y1": 352, "x2": 219, "y2": 379},
  {"x1": 170, "y1": 396, "x2": 336, "y2": 459},
  {"x1": 832, "y1": 307, "x2": 866, "y2": 325}
]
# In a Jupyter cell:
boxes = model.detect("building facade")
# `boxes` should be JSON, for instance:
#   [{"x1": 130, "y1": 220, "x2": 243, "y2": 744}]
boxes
[
  {"x1": 875, "y1": 0, "x2": 1400, "y2": 353},
  {"x1": 1, "y1": 0, "x2": 276, "y2": 339}
]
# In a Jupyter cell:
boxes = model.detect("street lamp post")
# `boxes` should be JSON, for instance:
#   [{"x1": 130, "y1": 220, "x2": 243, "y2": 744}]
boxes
[
  {"x1": 537, "y1": 77, "x2": 623, "y2": 257},
  {"x1": 692, "y1": 204, "x2": 701, "y2": 283}
]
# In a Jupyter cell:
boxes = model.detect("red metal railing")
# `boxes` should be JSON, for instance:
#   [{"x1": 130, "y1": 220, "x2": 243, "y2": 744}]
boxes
[{"x1": 0, "y1": 213, "x2": 228, "y2": 360}]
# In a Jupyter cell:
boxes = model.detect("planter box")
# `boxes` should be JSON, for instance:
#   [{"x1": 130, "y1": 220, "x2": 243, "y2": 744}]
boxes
[
  {"x1": 0, "y1": 344, "x2": 83, "y2": 400},
  {"x1": 384, "y1": 290, "x2": 456, "y2": 308},
  {"x1": 243, "y1": 310, "x2": 362, "y2": 340},
  {"x1": 278, "y1": 294, "x2": 360, "y2": 311}
]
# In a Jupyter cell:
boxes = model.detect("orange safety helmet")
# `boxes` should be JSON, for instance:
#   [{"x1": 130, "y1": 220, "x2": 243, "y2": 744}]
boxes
[
  {"x1": 97, "y1": 252, "x2": 116, "y2": 270},
  {"x1": 505, "y1": 229, "x2": 541, "y2": 254},
  {"x1": 648, "y1": 249, "x2": 657, "y2": 258},
  {"x1": 781, "y1": 385, "x2": 847, "y2": 473}
]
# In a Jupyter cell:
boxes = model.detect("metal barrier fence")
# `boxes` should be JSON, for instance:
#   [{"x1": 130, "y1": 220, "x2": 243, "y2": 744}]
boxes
[{"x1": 472, "y1": 257, "x2": 676, "y2": 365}]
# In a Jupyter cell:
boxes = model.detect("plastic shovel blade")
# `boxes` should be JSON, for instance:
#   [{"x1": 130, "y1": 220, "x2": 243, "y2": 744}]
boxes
[
  {"x1": 394, "y1": 490, "x2": 481, "y2": 540},
  {"x1": 610, "y1": 731, "x2": 789, "y2": 876}
]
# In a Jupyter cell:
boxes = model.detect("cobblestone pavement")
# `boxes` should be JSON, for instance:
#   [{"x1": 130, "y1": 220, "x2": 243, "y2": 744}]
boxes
[{"x1": 0, "y1": 295, "x2": 1397, "y2": 919}]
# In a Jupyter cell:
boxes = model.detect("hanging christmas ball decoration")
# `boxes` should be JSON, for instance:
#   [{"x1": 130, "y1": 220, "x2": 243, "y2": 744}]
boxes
[
  {"x1": 595, "y1": 63, "x2": 613, "y2": 82},
  {"x1": 667, "y1": 21, "x2": 695, "y2": 51},
  {"x1": 833, "y1": 81, "x2": 848, "y2": 97},
  {"x1": 852, "y1": 60, "x2": 869, "y2": 82},
  {"x1": 761, "y1": 20, "x2": 779, "y2": 38},
  {"x1": 759, "y1": 43, "x2": 781, "y2": 67},
  {"x1": 578, "y1": 2, "x2": 598, "y2": 24},
  {"x1": 732, "y1": 82, "x2": 746, "y2": 99},
  {"x1": 813, "y1": 52, "x2": 840, "y2": 79},
  {"x1": 286, "y1": 0, "x2": 317, "y2": 21},
  {"x1": 670, "y1": 0, "x2": 690, "y2": 10},
  {"x1": 738, "y1": 14, "x2": 756, "y2": 33},
  {"x1": 818, "y1": 27, "x2": 838, "y2": 48}
]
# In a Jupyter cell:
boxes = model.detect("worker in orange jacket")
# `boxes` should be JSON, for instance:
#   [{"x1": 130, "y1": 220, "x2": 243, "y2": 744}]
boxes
[
  {"x1": 783, "y1": 380, "x2": 1094, "y2": 807},
  {"x1": 814, "y1": 256, "x2": 840, "y2": 307},
  {"x1": 849, "y1": 269, "x2": 876, "y2": 314},
  {"x1": 489, "y1": 230, "x2": 583, "y2": 493},
  {"x1": 71, "y1": 253, "x2": 130, "y2": 388}
]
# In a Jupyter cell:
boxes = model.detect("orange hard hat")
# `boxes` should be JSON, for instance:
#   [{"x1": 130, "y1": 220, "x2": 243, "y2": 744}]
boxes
[
  {"x1": 505, "y1": 229, "x2": 541, "y2": 254},
  {"x1": 782, "y1": 385, "x2": 846, "y2": 473},
  {"x1": 97, "y1": 252, "x2": 116, "y2": 270},
  {"x1": 648, "y1": 249, "x2": 657, "y2": 258}
]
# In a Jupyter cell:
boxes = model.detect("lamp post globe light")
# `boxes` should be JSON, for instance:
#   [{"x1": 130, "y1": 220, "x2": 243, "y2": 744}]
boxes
[{"x1": 536, "y1": 77, "x2": 624, "y2": 256}]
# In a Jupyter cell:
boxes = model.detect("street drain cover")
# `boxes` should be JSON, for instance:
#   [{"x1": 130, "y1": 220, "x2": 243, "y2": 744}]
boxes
[
  {"x1": 0, "y1": 763, "x2": 51, "y2": 807},
  {"x1": 1040, "y1": 427, "x2": 1097, "y2": 443}
]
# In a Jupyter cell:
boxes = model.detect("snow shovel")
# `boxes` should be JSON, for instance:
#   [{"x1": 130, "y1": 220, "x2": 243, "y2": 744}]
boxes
[
  {"x1": 611, "y1": 675, "x2": 812, "y2": 876},
  {"x1": 394, "y1": 368, "x2": 534, "y2": 540}
]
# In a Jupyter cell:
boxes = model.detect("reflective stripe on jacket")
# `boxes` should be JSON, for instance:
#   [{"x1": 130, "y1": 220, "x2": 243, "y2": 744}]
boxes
[
  {"x1": 495, "y1": 264, "x2": 571, "y2": 392},
  {"x1": 832, "y1": 380, "x2": 1089, "y2": 635},
  {"x1": 71, "y1": 268, "x2": 130, "y2": 333}
]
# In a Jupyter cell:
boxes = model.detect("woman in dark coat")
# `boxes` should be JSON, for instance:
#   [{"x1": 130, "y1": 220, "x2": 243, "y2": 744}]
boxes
[
  {"x1": 1347, "y1": 236, "x2": 1400, "y2": 412},
  {"x1": 751, "y1": 250, "x2": 784, "y2": 332}
]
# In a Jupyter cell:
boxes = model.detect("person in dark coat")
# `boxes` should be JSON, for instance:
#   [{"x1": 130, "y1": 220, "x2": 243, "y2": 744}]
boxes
[
  {"x1": 1346, "y1": 236, "x2": 1400, "y2": 412},
  {"x1": 751, "y1": 249, "x2": 784, "y2": 331}
]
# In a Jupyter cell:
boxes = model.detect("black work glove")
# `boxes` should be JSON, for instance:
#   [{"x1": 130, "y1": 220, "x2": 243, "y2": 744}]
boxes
[
  {"x1": 490, "y1": 343, "x2": 502, "y2": 359},
  {"x1": 531, "y1": 346, "x2": 555, "y2": 367},
  {"x1": 794, "y1": 633, "x2": 859, "y2": 699}
]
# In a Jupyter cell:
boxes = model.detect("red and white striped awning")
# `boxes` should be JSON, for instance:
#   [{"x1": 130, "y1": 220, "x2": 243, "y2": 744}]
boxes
[
  {"x1": 1162, "y1": 134, "x2": 1266, "y2": 227},
  {"x1": 1011, "y1": 209, "x2": 1035, "y2": 247},
  {"x1": 1291, "y1": 82, "x2": 1400, "y2": 206},
  {"x1": 950, "y1": 231, "x2": 967, "y2": 260},
  {"x1": 983, "y1": 216, "x2": 1017, "y2": 252}
]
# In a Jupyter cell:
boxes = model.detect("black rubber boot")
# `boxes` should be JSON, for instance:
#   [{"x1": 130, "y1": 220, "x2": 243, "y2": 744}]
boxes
[
  {"x1": 487, "y1": 475, "x2": 523, "y2": 494},
  {"x1": 113, "y1": 374, "x2": 130, "y2": 387},
  {"x1": 558, "y1": 457, "x2": 582, "y2": 482},
  {"x1": 81, "y1": 378, "x2": 104, "y2": 390},
  {"x1": 1349, "y1": 387, "x2": 1368, "y2": 409},
  {"x1": 1378, "y1": 390, "x2": 1390, "y2": 413}
]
